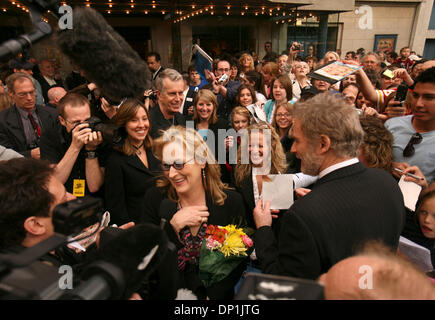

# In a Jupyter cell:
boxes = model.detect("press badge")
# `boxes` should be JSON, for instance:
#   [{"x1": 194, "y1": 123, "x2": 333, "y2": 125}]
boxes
[{"x1": 73, "y1": 179, "x2": 86, "y2": 197}]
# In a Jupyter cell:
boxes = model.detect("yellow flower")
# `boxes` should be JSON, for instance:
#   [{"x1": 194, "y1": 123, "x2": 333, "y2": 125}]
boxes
[{"x1": 219, "y1": 225, "x2": 248, "y2": 257}]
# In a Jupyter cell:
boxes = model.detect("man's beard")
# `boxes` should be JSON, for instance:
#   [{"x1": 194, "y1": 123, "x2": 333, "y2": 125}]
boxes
[{"x1": 299, "y1": 146, "x2": 323, "y2": 176}]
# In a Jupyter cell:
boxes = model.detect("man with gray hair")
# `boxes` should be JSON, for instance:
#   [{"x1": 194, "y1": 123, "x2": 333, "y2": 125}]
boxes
[
  {"x1": 149, "y1": 68, "x2": 186, "y2": 139},
  {"x1": 253, "y1": 92, "x2": 405, "y2": 280},
  {"x1": 361, "y1": 52, "x2": 381, "y2": 72}
]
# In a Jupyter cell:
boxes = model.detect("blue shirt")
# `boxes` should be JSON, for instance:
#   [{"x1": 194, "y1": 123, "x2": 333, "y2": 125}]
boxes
[{"x1": 385, "y1": 115, "x2": 435, "y2": 183}]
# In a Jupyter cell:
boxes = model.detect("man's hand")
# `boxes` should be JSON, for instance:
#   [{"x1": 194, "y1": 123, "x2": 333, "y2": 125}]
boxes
[
  {"x1": 401, "y1": 165, "x2": 428, "y2": 190},
  {"x1": 253, "y1": 199, "x2": 272, "y2": 229},
  {"x1": 392, "y1": 162, "x2": 410, "y2": 179},
  {"x1": 71, "y1": 123, "x2": 92, "y2": 151},
  {"x1": 30, "y1": 147, "x2": 40, "y2": 159},
  {"x1": 295, "y1": 188, "x2": 311, "y2": 199},
  {"x1": 85, "y1": 131, "x2": 103, "y2": 151},
  {"x1": 100, "y1": 97, "x2": 117, "y2": 119},
  {"x1": 385, "y1": 99, "x2": 406, "y2": 119}
]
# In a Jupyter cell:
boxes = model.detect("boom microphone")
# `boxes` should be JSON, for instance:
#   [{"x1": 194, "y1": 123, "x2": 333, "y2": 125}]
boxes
[{"x1": 57, "y1": 7, "x2": 152, "y2": 104}]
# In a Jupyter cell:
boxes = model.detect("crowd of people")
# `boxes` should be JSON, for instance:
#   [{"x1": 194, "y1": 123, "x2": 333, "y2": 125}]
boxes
[{"x1": 0, "y1": 39, "x2": 434, "y2": 300}]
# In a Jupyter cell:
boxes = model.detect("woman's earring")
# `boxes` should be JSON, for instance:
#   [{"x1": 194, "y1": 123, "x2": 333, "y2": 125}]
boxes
[{"x1": 202, "y1": 168, "x2": 206, "y2": 185}]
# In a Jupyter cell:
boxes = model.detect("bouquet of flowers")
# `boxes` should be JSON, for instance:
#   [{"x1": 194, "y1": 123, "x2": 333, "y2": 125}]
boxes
[{"x1": 199, "y1": 224, "x2": 253, "y2": 287}]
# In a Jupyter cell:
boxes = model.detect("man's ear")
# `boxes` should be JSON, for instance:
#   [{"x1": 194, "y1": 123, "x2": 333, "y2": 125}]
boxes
[
  {"x1": 23, "y1": 216, "x2": 46, "y2": 236},
  {"x1": 318, "y1": 134, "x2": 331, "y2": 155},
  {"x1": 58, "y1": 115, "x2": 66, "y2": 127}
]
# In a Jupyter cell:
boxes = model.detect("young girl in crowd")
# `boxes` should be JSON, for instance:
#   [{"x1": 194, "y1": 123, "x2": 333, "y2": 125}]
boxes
[
  {"x1": 263, "y1": 75, "x2": 293, "y2": 123},
  {"x1": 242, "y1": 70, "x2": 267, "y2": 105}
]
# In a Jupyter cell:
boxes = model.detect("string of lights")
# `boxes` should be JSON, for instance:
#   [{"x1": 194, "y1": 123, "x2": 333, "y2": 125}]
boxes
[{"x1": 1, "y1": 1, "x2": 320, "y2": 25}]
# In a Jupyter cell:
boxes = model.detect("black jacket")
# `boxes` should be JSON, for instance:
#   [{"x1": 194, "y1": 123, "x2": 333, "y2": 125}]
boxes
[
  {"x1": 149, "y1": 104, "x2": 186, "y2": 139},
  {"x1": 255, "y1": 162, "x2": 406, "y2": 280},
  {"x1": 104, "y1": 148, "x2": 161, "y2": 226},
  {"x1": 0, "y1": 104, "x2": 60, "y2": 157},
  {"x1": 142, "y1": 187, "x2": 247, "y2": 299}
]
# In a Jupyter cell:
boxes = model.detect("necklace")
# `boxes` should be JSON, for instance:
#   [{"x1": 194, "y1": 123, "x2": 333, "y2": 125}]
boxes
[{"x1": 132, "y1": 142, "x2": 144, "y2": 155}]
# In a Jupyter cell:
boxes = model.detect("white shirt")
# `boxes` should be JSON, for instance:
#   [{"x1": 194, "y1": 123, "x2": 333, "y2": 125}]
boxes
[
  {"x1": 318, "y1": 158, "x2": 359, "y2": 179},
  {"x1": 152, "y1": 66, "x2": 162, "y2": 80},
  {"x1": 43, "y1": 75, "x2": 57, "y2": 86}
]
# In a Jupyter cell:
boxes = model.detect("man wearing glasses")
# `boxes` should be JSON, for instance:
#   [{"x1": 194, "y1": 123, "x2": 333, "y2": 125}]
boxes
[
  {"x1": 205, "y1": 59, "x2": 241, "y2": 122},
  {"x1": 0, "y1": 72, "x2": 59, "y2": 158},
  {"x1": 385, "y1": 67, "x2": 435, "y2": 186},
  {"x1": 39, "y1": 93, "x2": 107, "y2": 196}
]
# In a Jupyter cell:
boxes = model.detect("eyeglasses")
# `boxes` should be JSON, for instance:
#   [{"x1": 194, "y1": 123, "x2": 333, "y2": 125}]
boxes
[
  {"x1": 15, "y1": 90, "x2": 36, "y2": 98},
  {"x1": 403, "y1": 133, "x2": 423, "y2": 157},
  {"x1": 161, "y1": 158, "x2": 194, "y2": 171}
]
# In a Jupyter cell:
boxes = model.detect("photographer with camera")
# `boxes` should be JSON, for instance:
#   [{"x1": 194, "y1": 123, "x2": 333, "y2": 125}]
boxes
[
  {"x1": 40, "y1": 93, "x2": 110, "y2": 196},
  {"x1": 0, "y1": 158, "x2": 76, "y2": 260}
]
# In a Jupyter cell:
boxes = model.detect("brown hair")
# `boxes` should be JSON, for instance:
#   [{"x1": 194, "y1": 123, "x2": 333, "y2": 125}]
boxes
[
  {"x1": 0, "y1": 93, "x2": 14, "y2": 111},
  {"x1": 5, "y1": 72, "x2": 34, "y2": 93},
  {"x1": 192, "y1": 89, "x2": 218, "y2": 125},
  {"x1": 57, "y1": 93, "x2": 90, "y2": 117},
  {"x1": 112, "y1": 98, "x2": 153, "y2": 156},
  {"x1": 271, "y1": 102, "x2": 293, "y2": 136},
  {"x1": 359, "y1": 115, "x2": 393, "y2": 172},
  {"x1": 236, "y1": 84, "x2": 258, "y2": 106},
  {"x1": 271, "y1": 75, "x2": 293, "y2": 102}
]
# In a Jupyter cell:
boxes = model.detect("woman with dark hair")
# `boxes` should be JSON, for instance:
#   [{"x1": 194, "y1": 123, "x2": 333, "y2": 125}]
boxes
[
  {"x1": 235, "y1": 84, "x2": 258, "y2": 108},
  {"x1": 263, "y1": 75, "x2": 293, "y2": 123},
  {"x1": 260, "y1": 62, "x2": 279, "y2": 98},
  {"x1": 142, "y1": 126, "x2": 247, "y2": 299},
  {"x1": 104, "y1": 98, "x2": 161, "y2": 225},
  {"x1": 242, "y1": 70, "x2": 267, "y2": 105}
]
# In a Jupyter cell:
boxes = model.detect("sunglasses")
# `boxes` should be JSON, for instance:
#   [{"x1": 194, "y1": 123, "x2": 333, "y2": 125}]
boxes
[
  {"x1": 161, "y1": 158, "x2": 193, "y2": 171},
  {"x1": 403, "y1": 133, "x2": 423, "y2": 157}
]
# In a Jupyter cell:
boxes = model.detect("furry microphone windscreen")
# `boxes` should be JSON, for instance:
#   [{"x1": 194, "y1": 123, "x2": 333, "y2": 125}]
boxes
[{"x1": 57, "y1": 7, "x2": 151, "y2": 104}]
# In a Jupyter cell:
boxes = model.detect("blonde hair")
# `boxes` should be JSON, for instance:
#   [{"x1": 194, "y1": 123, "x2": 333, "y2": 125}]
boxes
[
  {"x1": 112, "y1": 99, "x2": 153, "y2": 156},
  {"x1": 239, "y1": 53, "x2": 255, "y2": 72},
  {"x1": 193, "y1": 89, "x2": 218, "y2": 125},
  {"x1": 153, "y1": 126, "x2": 228, "y2": 205},
  {"x1": 231, "y1": 106, "x2": 251, "y2": 129},
  {"x1": 234, "y1": 122, "x2": 287, "y2": 187}
]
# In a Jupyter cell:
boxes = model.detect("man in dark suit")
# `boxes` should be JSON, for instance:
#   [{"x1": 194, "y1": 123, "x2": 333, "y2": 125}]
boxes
[
  {"x1": 146, "y1": 52, "x2": 164, "y2": 86},
  {"x1": 0, "y1": 72, "x2": 60, "y2": 158},
  {"x1": 34, "y1": 59, "x2": 64, "y2": 102},
  {"x1": 253, "y1": 92, "x2": 406, "y2": 280},
  {"x1": 149, "y1": 68, "x2": 186, "y2": 139}
]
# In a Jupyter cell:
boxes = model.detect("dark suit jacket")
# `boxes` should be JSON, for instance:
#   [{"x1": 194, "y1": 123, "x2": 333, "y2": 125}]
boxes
[
  {"x1": 255, "y1": 162, "x2": 406, "y2": 280},
  {"x1": 217, "y1": 80, "x2": 241, "y2": 121},
  {"x1": 142, "y1": 187, "x2": 247, "y2": 299},
  {"x1": 181, "y1": 89, "x2": 197, "y2": 119},
  {"x1": 149, "y1": 104, "x2": 186, "y2": 139},
  {"x1": 0, "y1": 104, "x2": 60, "y2": 157},
  {"x1": 34, "y1": 74, "x2": 64, "y2": 103},
  {"x1": 104, "y1": 148, "x2": 161, "y2": 226}
]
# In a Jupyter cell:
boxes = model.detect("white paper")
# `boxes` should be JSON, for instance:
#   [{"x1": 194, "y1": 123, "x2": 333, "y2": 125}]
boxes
[
  {"x1": 398, "y1": 176, "x2": 422, "y2": 212},
  {"x1": 261, "y1": 174, "x2": 294, "y2": 210},
  {"x1": 399, "y1": 236, "x2": 433, "y2": 272}
]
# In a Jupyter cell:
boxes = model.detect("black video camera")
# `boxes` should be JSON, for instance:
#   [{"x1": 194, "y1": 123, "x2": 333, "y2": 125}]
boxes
[{"x1": 0, "y1": 197, "x2": 114, "y2": 300}]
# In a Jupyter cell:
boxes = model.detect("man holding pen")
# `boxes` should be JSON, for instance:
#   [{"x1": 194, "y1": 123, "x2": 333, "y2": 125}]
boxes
[{"x1": 384, "y1": 67, "x2": 435, "y2": 194}]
